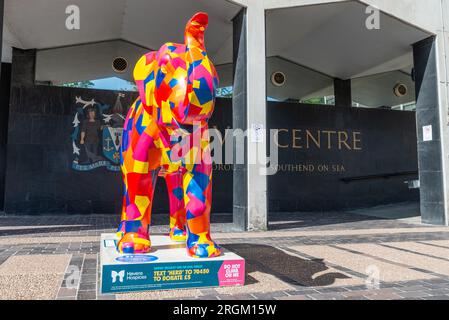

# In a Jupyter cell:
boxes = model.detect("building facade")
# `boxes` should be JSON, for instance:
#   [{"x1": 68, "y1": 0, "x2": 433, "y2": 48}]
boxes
[{"x1": 1, "y1": 0, "x2": 449, "y2": 230}]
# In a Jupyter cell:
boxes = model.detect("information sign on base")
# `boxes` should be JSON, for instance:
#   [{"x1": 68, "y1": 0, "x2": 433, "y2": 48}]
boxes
[{"x1": 100, "y1": 234, "x2": 245, "y2": 294}]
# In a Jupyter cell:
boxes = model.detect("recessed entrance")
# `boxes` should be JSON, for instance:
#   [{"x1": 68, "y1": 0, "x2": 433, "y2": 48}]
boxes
[{"x1": 265, "y1": 1, "x2": 442, "y2": 224}]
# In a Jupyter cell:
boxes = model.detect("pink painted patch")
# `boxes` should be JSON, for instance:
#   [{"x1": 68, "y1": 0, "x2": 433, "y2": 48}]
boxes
[
  {"x1": 218, "y1": 259, "x2": 245, "y2": 286},
  {"x1": 171, "y1": 57, "x2": 186, "y2": 70},
  {"x1": 126, "y1": 204, "x2": 141, "y2": 220},
  {"x1": 145, "y1": 52, "x2": 156, "y2": 64},
  {"x1": 133, "y1": 133, "x2": 154, "y2": 161},
  {"x1": 186, "y1": 191, "x2": 206, "y2": 216},
  {"x1": 189, "y1": 65, "x2": 213, "y2": 90},
  {"x1": 174, "y1": 45, "x2": 186, "y2": 54}
]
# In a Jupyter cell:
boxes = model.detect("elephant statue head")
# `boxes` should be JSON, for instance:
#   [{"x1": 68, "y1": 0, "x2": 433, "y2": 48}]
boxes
[{"x1": 133, "y1": 12, "x2": 219, "y2": 126}]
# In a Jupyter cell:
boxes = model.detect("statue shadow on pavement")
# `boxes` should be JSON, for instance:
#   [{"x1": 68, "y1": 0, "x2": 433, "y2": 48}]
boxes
[{"x1": 223, "y1": 243, "x2": 350, "y2": 287}]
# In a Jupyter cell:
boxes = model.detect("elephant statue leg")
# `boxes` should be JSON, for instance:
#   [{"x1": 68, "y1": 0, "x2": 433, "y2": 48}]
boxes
[
  {"x1": 116, "y1": 101, "x2": 161, "y2": 254},
  {"x1": 182, "y1": 129, "x2": 221, "y2": 258},
  {"x1": 117, "y1": 168, "x2": 158, "y2": 253},
  {"x1": 165, "y1": 170, "x2": 187, "y2": 241}
]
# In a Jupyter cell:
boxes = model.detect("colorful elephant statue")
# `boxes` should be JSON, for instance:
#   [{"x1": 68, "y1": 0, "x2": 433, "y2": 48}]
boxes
[{"x1": 116, "y1": 12, "x2": 221, "y2": 258}]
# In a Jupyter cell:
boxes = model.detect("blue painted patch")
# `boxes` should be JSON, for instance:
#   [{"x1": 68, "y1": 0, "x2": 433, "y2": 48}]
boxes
[
  {"x1": 143, "y1": 72, "x2": 155, "y2": 90},
  {"x1": 156, "y1": 70, "x2": 166, "y2": 88},
  {"x1": 115, "y1": 255, "x2": 158, "y2": 263},
  {"x1": 172, "y1": 187, "x2": 184, "y2": 200},
  {"x1": 186, "y1": 209, "x2": 196, "y2": 220},
  {"x1": 193, "y1": 77, "x2": 213, "y2": 104},
  {"x1": 135, "y1": 113, "x2": 146, "y2": 135},
  {"x1": 124, "y1": 220, "x2": 143, "y2": 233},
  {"x1": 169, "y1": 78, "x2": 178, "y2": 88}
]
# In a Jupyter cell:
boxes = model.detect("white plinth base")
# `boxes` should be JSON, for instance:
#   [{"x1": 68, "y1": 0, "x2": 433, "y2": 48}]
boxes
[{"x1": 100, "y1": 233, "x2": 245, "y2": 294}]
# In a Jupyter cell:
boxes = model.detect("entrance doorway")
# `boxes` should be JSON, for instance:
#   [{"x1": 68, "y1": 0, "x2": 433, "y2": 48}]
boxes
[{"x1": 265, "y1": 1, "x2": 440, "y2": 224}]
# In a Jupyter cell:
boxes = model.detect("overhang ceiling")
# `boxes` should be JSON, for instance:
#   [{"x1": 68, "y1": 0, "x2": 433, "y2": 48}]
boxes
[
  {"x1": 35, "y1": 40, "x2": 147, "y2": 84},
  {"x1": 3, "y1": 0, "x2": 431, "y2": 108},
  {"x1": 302, "y1": 69, "x2": 416, "y2": 107},
  {"x1": 265, "y1": 57, "x2": 415, "y2": 107},
  {"x1": 2, "y1": 0, "x2": 241, "y2": 64},
  {"x1": 266, "y1": 56, "x2": 333, "y2": 101},
  {"x1": 266, "y1": 0, "x2": 432, "y2": 79},
  {"x1": 352, "y1": 70, "x2": 416, "y2": 107}
]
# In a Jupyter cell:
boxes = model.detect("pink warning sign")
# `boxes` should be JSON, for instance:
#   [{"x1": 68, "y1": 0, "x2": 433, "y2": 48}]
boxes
[{"x1": 218, "y1": 259, "x2": 245, "y2": 286}]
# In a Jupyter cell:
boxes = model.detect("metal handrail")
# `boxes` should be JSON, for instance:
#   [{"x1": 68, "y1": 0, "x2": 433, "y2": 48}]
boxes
[{"x1": 341, "y1": 171, "x2": 418, "y2": 183}]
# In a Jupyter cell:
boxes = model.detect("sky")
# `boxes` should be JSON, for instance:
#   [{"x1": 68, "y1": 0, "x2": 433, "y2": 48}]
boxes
[{"x1": 88, "y1": 77, "x2": 137, "y2": 91}]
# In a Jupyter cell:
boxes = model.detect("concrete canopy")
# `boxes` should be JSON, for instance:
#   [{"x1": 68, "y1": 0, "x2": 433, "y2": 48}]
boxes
[
  {"x1": 266, "y1": 1, "x2": 432, "y2": 80},
  {"x1": 35, "y1": 40, "x2": 147, "y2": 84},
  {"x1": 2, "y1": 0, "x2": 242, "y2": 64},
  {"x1": 264, "y1": 0, "x2": 433, "y2": 107},
  {"x1": 298, "y1": 69, "x2": 417, "y2": 108},
  {"x1": 2, "y1": 0, "x2": 434, "y2": 107}
]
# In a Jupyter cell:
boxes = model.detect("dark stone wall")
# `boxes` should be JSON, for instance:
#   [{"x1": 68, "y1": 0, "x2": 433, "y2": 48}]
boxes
[
  {"x1": 0, "y1": 63, "x2": 11, "y2": 210},
  {"x1": 0, "y1": 0, "x2": 3, "y2": 77},
  {"x1": 5, "y1": 85, "x2": 131, "y2": 214},
  {"x1": 209, "y1": 99, "x2": 233, "y2": 213},
  {"x1": 267, "y1": 102, "x2": 420, "y2": 212},
  {"x1": 4, "y1": 82, "x2": 233, "y2": 215},
  {"x1": 4, "y1": 48, "x2": 420, "y2": 215},
  {"x1": 3, "y1": 78, "x2": 419, "y2": 215},
  {"x1": 4, "y1": 48, "x2": 233, "y2": 215},
  {"x1": 4, "y1": 81, "x2": 419, "y2": 215}
]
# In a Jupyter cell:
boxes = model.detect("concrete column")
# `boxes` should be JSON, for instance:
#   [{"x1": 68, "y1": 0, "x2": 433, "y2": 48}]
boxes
[
  {"x1": 433, "y1": 0, "x2": 449, "y2": 226},
  {"x1": 413, "y1": 36, "x2": 447, "y2": 225},
  {"x1": 232, "y1": 9, "x2": 248, "y2": 230},
  {"x1": 334, "y1": 78, "x2": 352, "y2": 107},
  {"x1": 10, "y1": 48, "x2": 36, "y2": 88},
  {"x1": 232, "y1": 1, "x2": 268, "y2": 231},
  {"x1": 0, "y1": 0, "x2": 5, "y2": 211},
  {"x1": 0, "y1": 0, "x2": 3, "y2": 77},
  {"x1": 0, "y1": 62, "x2": 10, "y2": 212},
  {"x1": 246, "y1": 1, "x2": 267, "y2": 231}
]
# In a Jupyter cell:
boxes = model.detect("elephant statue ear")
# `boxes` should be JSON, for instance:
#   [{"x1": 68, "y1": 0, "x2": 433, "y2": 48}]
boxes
[{"x1": 133, "y1": 51, "x2": 157, "y2": 107}]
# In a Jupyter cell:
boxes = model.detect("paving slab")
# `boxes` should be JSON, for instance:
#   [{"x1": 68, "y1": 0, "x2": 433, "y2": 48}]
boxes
[
  {"x1": 292, "y1": 245, "x2": 434, "y2": 283},
  {"x1": 338, "y1": 243, "x2": 449, "y2": 277},
  {"x1": 0, "y1": 254, "x2": 70, "y2": 275},
  {"x1": 1, "y1": 213, "x2": 449, "y2": 300}
]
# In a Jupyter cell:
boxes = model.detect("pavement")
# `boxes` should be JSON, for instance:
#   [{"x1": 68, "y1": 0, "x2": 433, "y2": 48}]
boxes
[{"x1": 1, "y1": 205, "x2": 449, "y2": 300}]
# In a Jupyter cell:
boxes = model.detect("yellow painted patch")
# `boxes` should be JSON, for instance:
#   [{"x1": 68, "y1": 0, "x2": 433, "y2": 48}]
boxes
[
  {"x1": 169, "y1": 216, "x2": 177, "y2": 228},
  {"x1": 199, "y1": 101, "x2": 213, "y2": 115},
  {"x1": 161, "y1": 100, "x2": 173, "y2": 124},
  {"x1": 153, "y1": 138, "x2": 163, "y2": 149},
  {"x1": 133, "y1": 55, "x2": 152, "y2": 81},
  {"x1": 193, "y1": 80, "x2": 201, "y2": 89},
  {"x1": 145, "y1": 82, "x2": 153, "y2": 106},
  {"x1": 142, "y1": 111, "x2": 152, "y2": 126},
  {"x1": 135, "y1": 195, "x2": 150, "y2": 214},
  {"x1": 201, "y1": 58, "x2": 212, "y2": 74},
  {"x1": 175, "y1": 89, "x2": 185, "y2": 98},
  {"x1": 173, "y1": 68, "x2": 186, "y2": 81},
  {"x1": 201, "y1": 140, "x2": 210, "y2": 149},
  {"x1": 207, "y1": 245, "x2": 216, "y2": 256},
  {"x1": 133, "y1": 160, "x2": 149, "y2": 174},
  {"x1": 183, "y1": 173, "x2": 193, "y2": 205},
  {"x1": 190, "y1": 92, "x2": 200, "y2": 106},
  {"x1": 198, "y1": 232, "x2": 208, "y2": 243}
]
